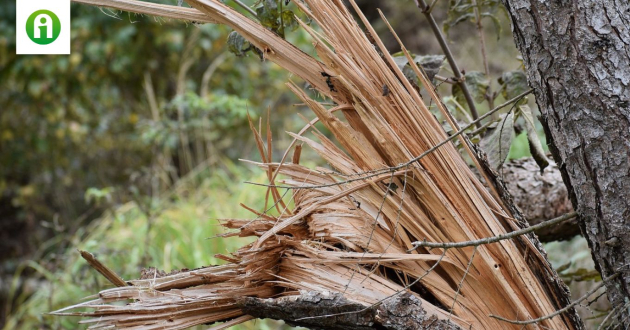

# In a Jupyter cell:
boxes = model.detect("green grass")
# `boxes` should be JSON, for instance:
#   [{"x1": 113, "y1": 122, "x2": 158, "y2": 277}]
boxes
[{"x1": 3, "y1": 160, "x2": 295, "y2": 330}]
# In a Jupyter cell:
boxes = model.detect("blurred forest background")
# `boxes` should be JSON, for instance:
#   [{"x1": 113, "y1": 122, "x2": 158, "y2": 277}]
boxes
[{"x1": 0, "y1": 0, "x2": 601, "y2": 329}]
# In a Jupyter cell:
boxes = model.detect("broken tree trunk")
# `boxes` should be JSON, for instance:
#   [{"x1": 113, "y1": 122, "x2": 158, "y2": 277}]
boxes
[
  {"x1": 501, "y1": 0, "x2": 630, "y2": 325},
  {"x1": 55, "y1": 0, "x2": 582, "y2": 328}
]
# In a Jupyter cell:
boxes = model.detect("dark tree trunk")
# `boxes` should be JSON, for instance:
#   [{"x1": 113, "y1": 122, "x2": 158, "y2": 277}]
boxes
[{"x1": 501, "y1": 0, "x2": 630, "y2": 324}]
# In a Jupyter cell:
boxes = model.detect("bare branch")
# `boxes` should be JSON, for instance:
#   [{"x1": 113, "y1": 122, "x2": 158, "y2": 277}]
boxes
[
  {"x1": 410, "y1": 211, "x2": 576, "y2": 250},
  {"x1": 449, "y1": 246, "x2": 477, "y2": 319},
  {"x1": 425, "y1": 0, "x2": 442, "y2": 14},
  {"x1": 490, "y1": 273, "x2": 620, "y2": 325},
  {"x1": 230, "y1": 0, "x2": 257, "y2": 17},
  {"x1": 415, "y1": 0, "x2": 481, "y2": 125}
]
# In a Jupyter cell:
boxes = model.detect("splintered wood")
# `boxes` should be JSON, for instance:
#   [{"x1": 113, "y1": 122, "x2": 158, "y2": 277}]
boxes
[{"x1": 56, "y1": 0, "x2": 578, "y2": 329}]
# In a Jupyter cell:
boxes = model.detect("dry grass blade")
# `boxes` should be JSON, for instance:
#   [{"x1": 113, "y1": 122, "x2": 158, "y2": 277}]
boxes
[{"x1": 59, "y1": 0, "x2": 579, "y2": 329}]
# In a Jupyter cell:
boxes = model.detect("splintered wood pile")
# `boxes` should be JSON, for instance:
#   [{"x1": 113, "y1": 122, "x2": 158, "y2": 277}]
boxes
[{"x1": 56, "y1": 0, "x2": 579, "y2": 329}]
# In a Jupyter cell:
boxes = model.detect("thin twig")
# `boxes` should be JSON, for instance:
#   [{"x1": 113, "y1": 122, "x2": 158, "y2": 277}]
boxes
[
  {"x1": 466, "y1": 117, "x2": 494, "y2": 137},
  {"x1": 471, "y1": 0, "x2": 489, "y2": 79},
  {"x1": 470, "y1": 0, "x2": 497, "y2": 115},
  {"x1": 246, "y1": 88, "x2": 532, "y2": 190},
  {"x1": 424, "y1": 0, "x2": 442, "y2": 14},
  {"x1": 415, "y1": 0, "x2": 481, "y2": 125},
  {"x1": 434, "y1": 74, "x2": 457, "y2": 84},
  {"x1": 231, "y1": 0, "x2": 256, "y2": 17},
  {"x1": 342, "y1": 171, "x2": 397, "y2": 295},
  {"x1": 410, "y1": 211, "x2": 577, "y2": 250},
  {"x1": 597, "y1": 302, "x2": 626, "y2": 330},
  {"x1": 490, "y1": 273, "x2": 620, "y2": 325},
  {"x1": 448, "y1": 246, "x2": 477, "y2": 322}
]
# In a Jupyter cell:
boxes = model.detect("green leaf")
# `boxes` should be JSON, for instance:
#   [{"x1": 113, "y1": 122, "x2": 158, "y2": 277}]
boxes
[
  {"x1": 392, "y1": 55, "x2": 409, "y2": 71},
  {"x1": 85, "y1": 187, "x2": 114, "y2": 205},
  {"x1": 281, "y1": 10, "x2": 299, "y2": 32},
  {"x1": 262, "y1": 0, "x2": 278, "y2": 11},
  {"x1": 519, "y1": 105, "x2": 550, "y2": 173},
  {"x1": 452, "y1": 71, "x2": 489, "y2": 107},
  {"x1": 392, "y1": 54, "x2": 445, "y2": 86},
  {"x1": 444, "y1": 0, "x2": 505, "y2": 36},
  {"x1": 480, "y1": 112, "x2": 515, "y2": 169},
  {"x1": 498, "y1": 70, "x2": 529, "y2": 103},
  {"x1": 414, "y1": 54, "x2": 445, "y2": 82},
  {"x1": 481, "y1": 12, "x2": 502, "y2": 40},
  {"x1": 227, "y1": 31, "x2": 251, "y2": 57},
  {"x1": 256, "y1": 0, "x2": 280, "y2": 31}
]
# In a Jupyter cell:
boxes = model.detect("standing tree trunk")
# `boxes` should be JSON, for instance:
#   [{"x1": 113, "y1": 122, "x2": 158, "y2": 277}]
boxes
[{"x1": 502, "y1": 0, "x2": 630, "y2": 324}]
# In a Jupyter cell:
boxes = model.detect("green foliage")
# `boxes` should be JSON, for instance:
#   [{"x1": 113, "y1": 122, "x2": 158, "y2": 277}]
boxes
[
  {"x1": 444, "y1": 0, "x2": 505, "y2": 38},
  {"x1": 518, "y1": 105, "x2": 550, "y2": 173},
  {"x1": 257, "y1": 0, "x2": 281, "y2": 31},
  {"x1": 84, "y1": 187, "x2": 115, "y2": 206},
  {"x1": 281, "y1": 10, "x2": 300, "y2": 32},
  {"x1": 392, "y1": 53, "x2": 446, "y2": 87},
  {"x1": 0, "y1": 0, "x2": 301, "y2": 250},
  {"x1": 139, "y1": 92, "x2": 250, "y2": 156},
  {"x1": 498, "y1": 70, "x2": 529, "y2": 105},
  {"x1": 480, "y1": 111, "x2": 514, "y2": 169},
  {"x1": 452, "y1": 71, "x2": 489, "y2": 105},
  {"x1": 227, "y1": 0, "x2": 300, "y2": 57},
  {"x1": 227, "y1": 31, "x2": 252, "y2": 56},
  {"x1": 3, "y1": 162, "x2": 293, "y2": 329}
]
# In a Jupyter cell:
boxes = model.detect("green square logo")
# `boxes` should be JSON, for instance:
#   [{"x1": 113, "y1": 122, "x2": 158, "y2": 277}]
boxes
[
  {"x1": 16, "y1": 0, "x2": 70, "y2": 55},
  {"x1": 26, "y1": 10, "x2": 62, "y2": 45}
]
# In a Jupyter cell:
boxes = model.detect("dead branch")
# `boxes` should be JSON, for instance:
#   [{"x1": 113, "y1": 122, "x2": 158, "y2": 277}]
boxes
[
  {"x1": 415, "y1": 0, "x2": 481, "y2": 125},
  {"x1": 411, "y1": 211, "x2": 577, "y2": 250},
  {"x1": 490, "y1": 273, "x2": 620, "y2": 326}
]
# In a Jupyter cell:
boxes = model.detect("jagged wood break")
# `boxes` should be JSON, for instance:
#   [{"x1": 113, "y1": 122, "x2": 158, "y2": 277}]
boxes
[{"x1": 55, "y1": 0, "x2": 581, "y2": 329}]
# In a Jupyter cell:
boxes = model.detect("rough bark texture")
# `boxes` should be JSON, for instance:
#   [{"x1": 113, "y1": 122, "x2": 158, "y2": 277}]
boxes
[
  {"x1": 501, "y1": 158, "x2": 577, "y2": 241},
  {"x1": 502, "y1": 0, "x2": 630, "y2": 324},
  {"x1": 238, "y1": 291, "x2": 462, "y2": 330}
]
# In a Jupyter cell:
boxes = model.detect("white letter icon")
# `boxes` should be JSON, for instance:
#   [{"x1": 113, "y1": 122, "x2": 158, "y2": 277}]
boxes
[{"x1": 34, "y1": 14, "x2": 53, "y2": 39}]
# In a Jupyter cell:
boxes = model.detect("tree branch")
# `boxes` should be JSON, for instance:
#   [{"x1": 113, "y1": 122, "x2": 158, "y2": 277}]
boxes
[
  {"x1": 490, "y1": 273, "x2": 620, "y2": 325},
  {"x1": 415, "y1": 0, "x2": 481, "y2": 125},
  {"x1": 411, "y1": 211, "x2": 577, "y2": 250}
]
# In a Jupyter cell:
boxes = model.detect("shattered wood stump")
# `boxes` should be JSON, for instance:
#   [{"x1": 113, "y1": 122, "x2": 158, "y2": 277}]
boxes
[{"x1": 56, "y1": 0, "x2": 582, "y2": 329}]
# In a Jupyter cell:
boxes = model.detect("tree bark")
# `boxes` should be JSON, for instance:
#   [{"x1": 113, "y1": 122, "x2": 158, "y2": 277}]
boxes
[
  {"x1": 501, "y1": 0, "x2": 630, "y2": 325},
  {"x1": 238, "y1": 292, "x2": 463, "y2": 330},
  {"x1": 500, "y1": 158, "x2": 577, "y2": 241}
]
